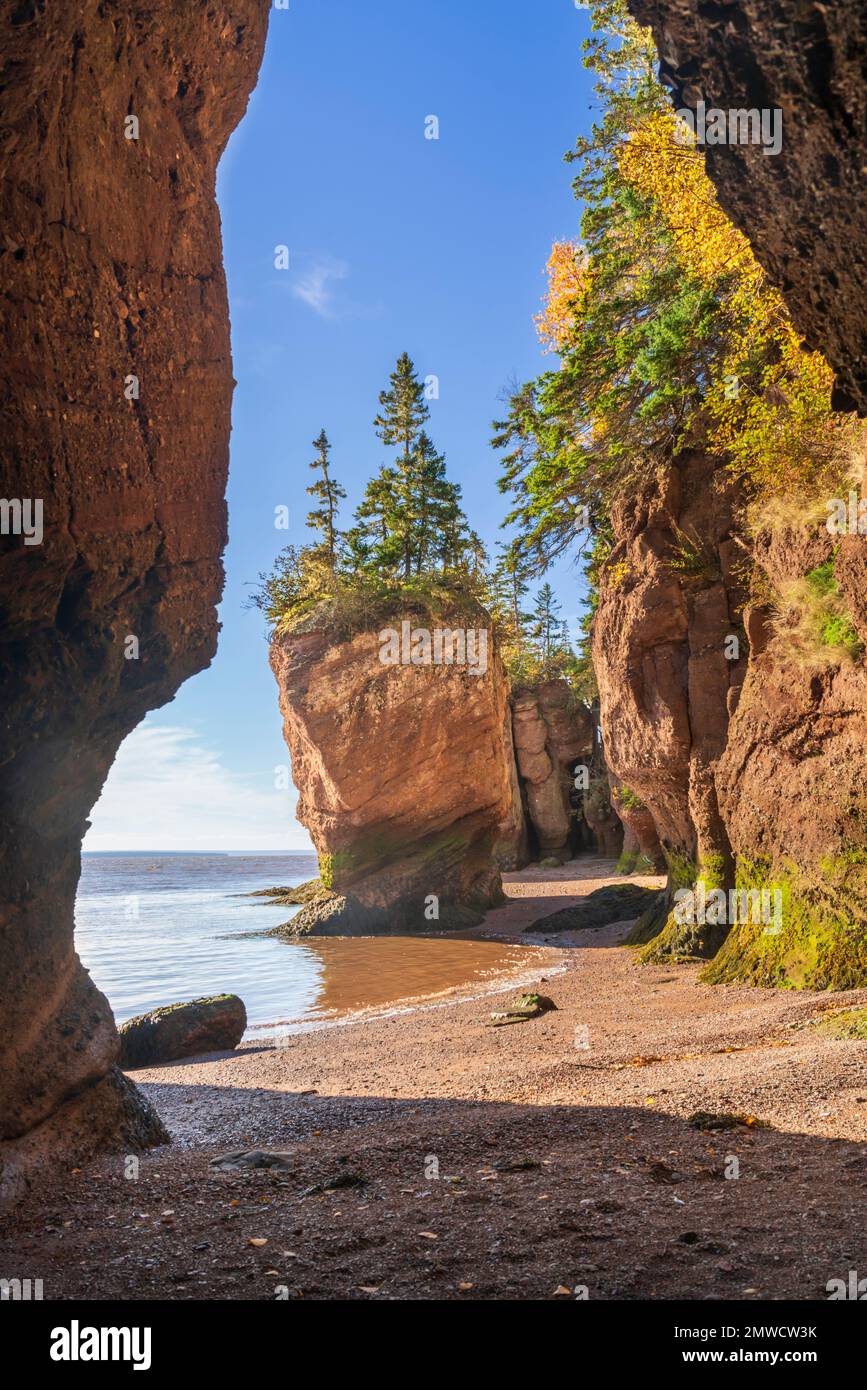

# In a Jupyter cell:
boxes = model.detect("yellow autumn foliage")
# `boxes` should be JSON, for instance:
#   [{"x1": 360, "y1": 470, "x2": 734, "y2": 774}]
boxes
[
  {"x1": 536, "y1": 241, "x2": 589, "y2": 353},
  {"x1": 617, "y1": 108, "x2": 857, "y2": 497}
]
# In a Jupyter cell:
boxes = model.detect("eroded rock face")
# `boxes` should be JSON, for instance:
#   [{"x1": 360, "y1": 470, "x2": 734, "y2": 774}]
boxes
[
  {"x1": 628, "y1": 0, "x2": 867, "y2": 414},
  {"x1": 610, "y1": 777, "x2": 665, "y2": 874},
  {"x1": 623, "y1": 0, "x2": 867, "y2": 983},
  {"x1": 512, "y1": 681, "x2": 593, "y2": 856},
  {"x1": 595, "y1": 445, "x2": 867, "y2": 980},
  {"x1": 0, "y1": 0, "x2": 269, "y2": 1201},
  {"x1": 706, "y1": 491, "x2": 867, "y2": 988},
  {"x1": 592, "y1": 451, "x2": 747, "y2": 954},
  {"x1": 270, "y1": 621, "x2": 521, "y2": 933}
]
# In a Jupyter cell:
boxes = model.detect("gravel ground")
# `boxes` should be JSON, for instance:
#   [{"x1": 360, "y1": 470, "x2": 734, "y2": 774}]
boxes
[{"x1": 3, "y1": 858, "x2": 865, "y2": 1301}]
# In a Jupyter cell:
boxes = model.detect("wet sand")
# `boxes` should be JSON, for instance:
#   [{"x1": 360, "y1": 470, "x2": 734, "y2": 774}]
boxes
[{"x1": 3, "y1": 857, "x2": 865, "y2": 1301}]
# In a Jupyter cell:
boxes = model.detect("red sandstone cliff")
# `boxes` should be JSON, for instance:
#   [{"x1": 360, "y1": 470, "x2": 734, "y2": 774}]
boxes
[
  {"x1": 270, "y1": 620, "x2": 522, "y2": 933},
  {"x1": 512, "y1": 681, "x2": 594, "y2": 859},
  {"x1": 611, "y1": 0, "x2": 867, "y2": 984},
  {"x1": 0, "y1": 0, "x2": 269, "y2": 1202},
  {"x1": 592, "y1": 450, "x2": 746, "y2": 948}
]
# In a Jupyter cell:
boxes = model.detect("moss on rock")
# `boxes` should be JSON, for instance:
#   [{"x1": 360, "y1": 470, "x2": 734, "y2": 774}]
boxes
[
  {"x1": 700, "y1": 857, "x2": 867, "y2": 990},
  {"x1": 808, "y1": 1007, "x2": 867, "y2": 1040}
]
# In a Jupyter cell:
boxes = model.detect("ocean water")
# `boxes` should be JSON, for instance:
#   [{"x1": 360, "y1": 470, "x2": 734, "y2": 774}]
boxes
[{"x1": 75, "y1": 852, "x2": 536, "y2": 1038}]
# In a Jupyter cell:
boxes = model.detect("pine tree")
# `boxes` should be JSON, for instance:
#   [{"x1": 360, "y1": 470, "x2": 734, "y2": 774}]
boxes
[
  {"x1": 305, "y1": 429, "x2": 346, "y2": 566},
  {"x1": 411, "y1": 432, "x2": 445, "y2": 574},
  {"x1": 373, "y1": 352, "x2": 430, "y2": 460},
  {"x1": 373, "y1": 353, "x2": 430, "y2": 576},
  {"x1": 532, "y1": 583, "x2": 562, "y2": 663},
  {"x1": 492, "y1": 542, "x2": 533, "y2": 650},
  {"x1": 346, "y1": 464, "x2": 403, "y2": 572}
]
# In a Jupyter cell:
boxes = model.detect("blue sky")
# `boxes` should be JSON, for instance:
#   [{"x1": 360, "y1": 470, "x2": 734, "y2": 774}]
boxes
[{"x1": 85, "y1": 0, "x2": 597, "y2": 852}]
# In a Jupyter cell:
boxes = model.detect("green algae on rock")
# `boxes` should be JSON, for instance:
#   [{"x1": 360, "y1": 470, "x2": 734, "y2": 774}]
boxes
[
  {"x1": 527, "y1": 883, "x2": 663, "y2": 935},
  {"x1": 700, "y1": 858, "x2": 867, "y2": 991}
]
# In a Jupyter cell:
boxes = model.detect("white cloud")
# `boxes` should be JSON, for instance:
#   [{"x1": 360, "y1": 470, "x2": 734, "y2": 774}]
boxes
[
  {"x1": 84, "y1": 723, "x2": 313, "y2": 853},
  {"x1": 291, "y1": 256, "x2": 349, "y2": 318}
]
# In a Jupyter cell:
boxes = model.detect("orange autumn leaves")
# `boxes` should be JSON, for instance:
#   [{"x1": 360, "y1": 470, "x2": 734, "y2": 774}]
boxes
[{"x1": 535, "y1": 240, "x2": 590, "y2": 353}]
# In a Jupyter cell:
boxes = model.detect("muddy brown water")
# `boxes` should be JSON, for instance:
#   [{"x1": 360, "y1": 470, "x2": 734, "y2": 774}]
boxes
[{"x1": 246, "y1": 933, "x2": 547, "y2": 1033}]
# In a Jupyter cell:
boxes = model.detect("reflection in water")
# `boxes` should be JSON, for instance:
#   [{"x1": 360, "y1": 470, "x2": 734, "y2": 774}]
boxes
[{"x1": 269, "y1": 934, "x2": 536, "y2": 1023}]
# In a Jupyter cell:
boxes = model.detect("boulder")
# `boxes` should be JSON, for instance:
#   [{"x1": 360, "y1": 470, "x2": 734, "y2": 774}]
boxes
[{"x1": 119, "y1": 995, "x2": 247, "y2": 1068}]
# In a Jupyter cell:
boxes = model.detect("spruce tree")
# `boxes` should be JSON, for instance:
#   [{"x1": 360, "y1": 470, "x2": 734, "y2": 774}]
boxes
[
  {"x1": 373, "y1": 353, "x2": 430, "y2": 576},
  {"x1": 346, "y1": 464, "x2": 403, "y2": 572},
  {"x1": 532, "y1": 583, "x2": 562, "y2": 663},
  {"x1": 305, "y1": 429, "x2": 346, "y2": 566},
  {"x1": 373, "y1": 352, "x2": 430, "y2": 460},
  {"x1": 492, "y1": 542, "x2": 532, "y2": 649}
]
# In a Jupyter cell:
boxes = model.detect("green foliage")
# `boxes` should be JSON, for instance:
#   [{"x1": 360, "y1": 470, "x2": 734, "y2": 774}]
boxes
[
  {"x1": 306, "y1": 429, "x2": 346, "y2": 564},
  {"x1": 667, "y1": 526, "x2": 721, "y2": 587},
  {"x1": 615, "y1": 785, "x2": 643, "y2": 811},
  {"x1": 252, "y1": 354, "x2": 488, "y2": 636},
  {"x1": 493, "y1": 0, "x2": 856, "y2": 690},
  {"x1": 770, "y1": 556, "x2": 863, "y2": 668}
]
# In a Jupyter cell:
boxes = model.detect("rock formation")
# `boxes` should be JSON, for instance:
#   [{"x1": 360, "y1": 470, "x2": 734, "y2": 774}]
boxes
[
  {"x1": 627, "y1": 0, "x2": 867, "y2": 414},
  {"x1": 0, "y1": 0, "x2": 269, "y2": 1202},
  {"x1": 601, "y1": 1, "x2": 867, "y2": 983},
  {"x1": 512, "y1": 680, "x2": 593, "y2": 859},
  {"x1": 592, "y1": 449, "x2": 747, "y2": 952},
  {"x1": 270, "y1": 619, "x2": 522, "y2": 933},
  {"x1": 705, "y1": 504, "x2": 867, "y2": 988},
  {"x1": 610, "y1": 777, "x2": 666, "y2": 875},
  {"x1": 582, "y1": 776, "x2": 624, "y2": 860}
]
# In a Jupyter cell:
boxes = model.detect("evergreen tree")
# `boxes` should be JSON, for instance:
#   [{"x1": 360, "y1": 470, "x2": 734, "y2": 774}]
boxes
[
  {"x1": 373, "y1": 351, "x2": 430, "y2": 460},
  {"x1": 345, "y1": 464, "x2": 403, "y2": 572},
  {"x1": 253, "y1": 350, "x2": 489, "y2": 634},
  {"x1": 491, "y1": 542, "x2": 532, "y2": 649},
  {"x1": 411, "y1": 432, "x2": 446, "y2": 573},
  {"x1": 305, "y1": 429, "x2": 346, "y2": 565},
  {"x1": 532, "y1": 583, "x2": 562, "y2": 663},
  {"x1": 373, "y1": 353, "x2": 431, "y2": 576}
]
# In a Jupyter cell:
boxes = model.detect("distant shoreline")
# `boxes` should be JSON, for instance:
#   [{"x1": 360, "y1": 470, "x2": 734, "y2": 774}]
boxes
[{"x1": 81, "y1": 849, "x2": 316, "y2": 856}]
